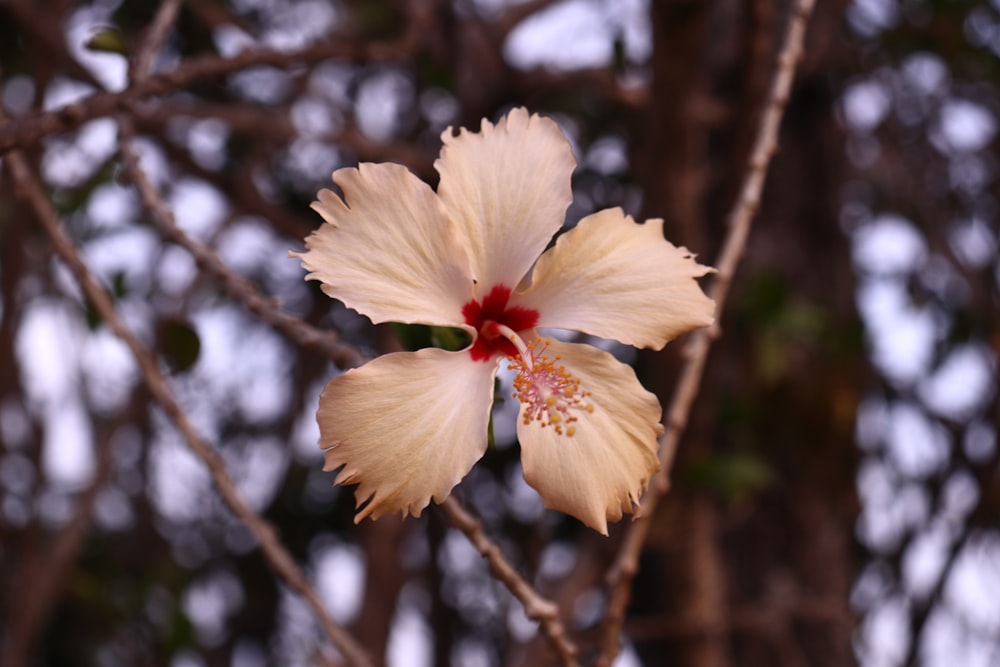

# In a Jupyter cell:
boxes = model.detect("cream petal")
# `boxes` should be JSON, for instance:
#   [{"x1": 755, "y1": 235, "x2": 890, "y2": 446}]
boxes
[
  {"x1": 513, "y1": 338, "x2": 662, "y2": 534},
  {"x1": 435, "y1": 107, "x2": 576, "y2": 294},
  {"x1": 318, "y1": 348, "x2": 499, "y2": 521},
  {"x1": 515, "y1": 207, "x2": 716, "y2": 349},
  {"x1": 294, "y1": 162, "x2": 473, "y2": 327}
]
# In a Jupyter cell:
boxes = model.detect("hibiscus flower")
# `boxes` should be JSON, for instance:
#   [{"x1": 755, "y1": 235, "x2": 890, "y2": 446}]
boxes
[{"x1": 293, "y1": 107, "x2": 715, "y2": 533}]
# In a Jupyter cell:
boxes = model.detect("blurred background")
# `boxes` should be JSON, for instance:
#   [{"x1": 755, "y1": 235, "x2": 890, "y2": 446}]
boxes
[{"x1": 0, "y1": 0, "x2": 998, "y2": 665}]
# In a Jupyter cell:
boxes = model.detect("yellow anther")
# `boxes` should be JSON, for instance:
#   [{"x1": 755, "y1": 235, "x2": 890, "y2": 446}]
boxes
[{"x1": 507, "y1": 337, "x2": 591, "y2": 439}]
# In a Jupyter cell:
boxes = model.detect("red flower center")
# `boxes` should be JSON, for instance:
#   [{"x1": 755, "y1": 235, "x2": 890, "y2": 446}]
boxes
[{"x1": 462, "y1": 285, "x2": 539, "y2": 362}]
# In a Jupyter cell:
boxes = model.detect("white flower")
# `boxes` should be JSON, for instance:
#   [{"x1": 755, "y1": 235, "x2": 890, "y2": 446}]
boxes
[{"x1": 293, "y1": 108, "x2": 715, "y2": 533}]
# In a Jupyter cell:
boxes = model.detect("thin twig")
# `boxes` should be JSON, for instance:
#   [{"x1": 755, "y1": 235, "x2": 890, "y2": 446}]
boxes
[
  {"x1": 0, "y1": 4, "x2": 433, "y2": 155},
  {"x1": 595, "y1": 1, "x2": 816, "y2": 664},
  {"x1": 117, "y1": 8, "x2": 547, "y2": 664},
  {"x1": 438, "y1": 497, "x2": 580, "y2": 667},
  {"x1": 117, "y1": 120, "x2": 364, "y2": 369},
  {"x1": 121, "y1": 0, "x2": 358, "y2": 368},
  {"x1": 131, "y1": 0, "x2": 184, "y2": 81},
  {"x1": 5, "y1": 149, "x2": 374, "y2": 667},
  {"x1": 119, "y1": 6, "x2": 363, "y2": 370},
  {"x1": 0, "y1": 5, "x2": 182, "y2": 663},
  {"x1": 131, "y1": 100, "x2": 436, "y2": 179}
]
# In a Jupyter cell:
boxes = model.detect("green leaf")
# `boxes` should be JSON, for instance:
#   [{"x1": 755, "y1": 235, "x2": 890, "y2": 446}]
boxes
[
  {"x1": 391, "y1": 323, "x2": 470, "y2": 352},
  {"x1": 84, "y1": 302, "x2": 102, "y2": 331},
  {"x1": 390, "y1": 323, "x2": 433, "y2": 351},
  {"x1": 156, "y1": 318, "x2": 201, "y2": 373},
  {"x1": 84, "y1": 27, "x2": 129, "y2": 56},
  {"x1": 429, "y1": 326, "x2": 470, "y2": 352},
  {"x1": 110, "y1": 270, "x2": 128, "y2": 299},
  {"x1": 685, "y1": 453, "x2": 776, "y2": 503}
]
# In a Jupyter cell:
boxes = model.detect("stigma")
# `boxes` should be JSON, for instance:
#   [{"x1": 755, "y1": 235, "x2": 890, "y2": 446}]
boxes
[
  {"x1": 462, "y1": 285, "x2": 539, "y2": 362},
  {"x1": 507, "y1": 338, "x2": 592, "y2": 437}
]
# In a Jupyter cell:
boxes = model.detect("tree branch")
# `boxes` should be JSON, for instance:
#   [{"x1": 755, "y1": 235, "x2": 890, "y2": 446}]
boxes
[
  {"x1": 595, "y1": 0, "x2": 817, "y2": 663},
  {"x1": 130, "y1": 0, "x2": 184, "y2": 81},
  {"x1": 6, "y1": 144, "x2": 374, "y2": 667},
  {"x1": 438, "y1": 497, "x2": 580, "y2": 667},
  {"x1": 0, "y1": 4, "x2": 433, "y2": 155},
  {"x1": 118, "y1": 120, "x2": 364, "y2": 369}
]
